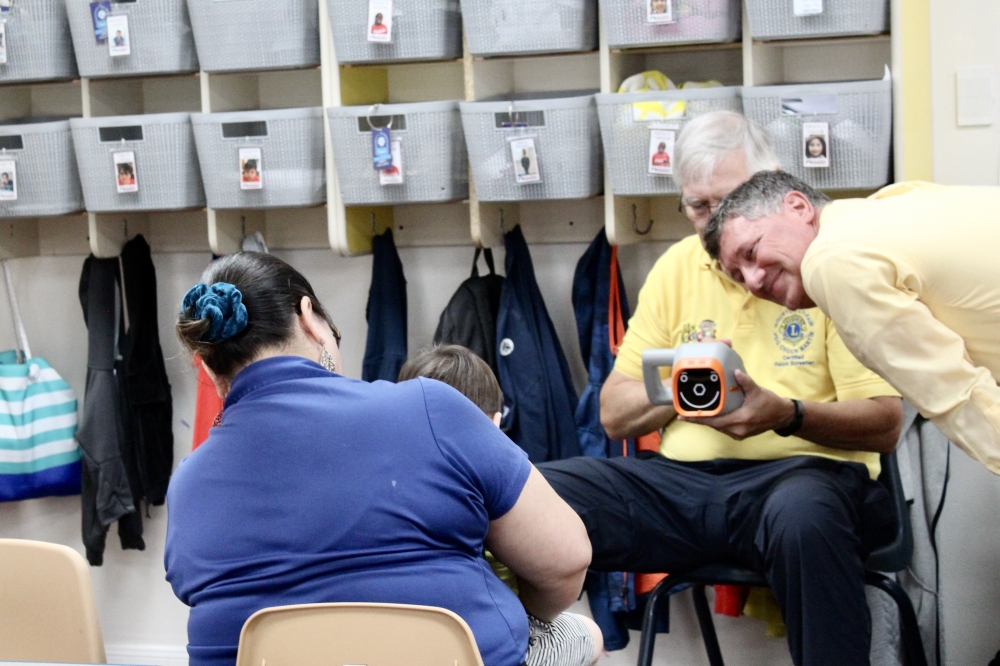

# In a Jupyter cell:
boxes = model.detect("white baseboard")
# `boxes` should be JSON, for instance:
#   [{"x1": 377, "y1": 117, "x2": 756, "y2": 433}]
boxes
[{"x1": 106, "y1": 644, "x2": 188, "y2": 666}]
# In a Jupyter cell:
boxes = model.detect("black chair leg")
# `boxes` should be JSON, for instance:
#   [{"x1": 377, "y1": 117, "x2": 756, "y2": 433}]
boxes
[
  {"x1": 866, "y1": 571, "x2": 929, "y2": 666},
  {"x1": 636, "y1": 577, "x2": 680, "y2": 666},
  {"x1": 691, "y1": 584, "x2": 726, "y2": 666}
]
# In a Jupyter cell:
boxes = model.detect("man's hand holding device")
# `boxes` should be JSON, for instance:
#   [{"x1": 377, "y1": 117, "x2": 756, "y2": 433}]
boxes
[{"x1": 642, "y1": 341, "x2": 801, "y2": 440}]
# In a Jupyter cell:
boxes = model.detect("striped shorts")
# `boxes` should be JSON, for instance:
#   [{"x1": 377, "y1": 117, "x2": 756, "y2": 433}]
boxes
[{"x1": 524, "y1": 612, "x2": 595, "y2": 666}]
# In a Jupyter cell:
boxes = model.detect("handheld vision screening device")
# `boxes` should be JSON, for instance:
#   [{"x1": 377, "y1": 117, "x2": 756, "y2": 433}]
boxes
[{"x1": 642, "y1": 342, "x2": 747, "y2": 417}]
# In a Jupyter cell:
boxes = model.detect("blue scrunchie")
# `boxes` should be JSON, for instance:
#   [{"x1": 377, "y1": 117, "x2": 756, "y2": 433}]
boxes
[{"x1": 181, "y1": 282, "x2": 249, "y2": 343}]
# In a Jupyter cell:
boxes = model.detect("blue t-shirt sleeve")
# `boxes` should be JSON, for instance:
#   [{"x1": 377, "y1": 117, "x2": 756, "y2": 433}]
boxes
[{"x1": 418, "y1": 378, "x2": 532, "y2": 520}]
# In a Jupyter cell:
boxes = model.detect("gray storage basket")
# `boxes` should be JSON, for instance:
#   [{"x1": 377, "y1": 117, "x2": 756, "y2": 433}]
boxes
[
  {"x1": 745, "y1": 0, "x2": 888, "y2": 41},
  {"x1": 187, "y1": 0, "x2": 319, "y2": 73},
  {"x1": 460, "y1": 93, "x2": 602, "y2": 202},
  {"x1": 328, "y1": 0, "x2": 461, "y2": 64},
  {"x1": 0, "y1": 120, "x2": 84, "y2": 218},
  {"x1": 191, "y1": 107, "x2": 325, "y2": 210},
  {"x1": 741, "y1": 77, "x2": 891, "y2": 190},
  {"x1": 327, "y1": 101, "x2": 468, "y2": 206},
  {"x1": 70, "y1": 113, "x2": 205, "y2": 213},
  {"x1": 596, "y1": 87, "x2": 742, "y2": 196},
  {"x1": 601, "y1": 0, "x2": 741, "y2": 50},
  {"x1": 0, "y1": 0, "x2": 77, "y2": 83},
  {"x1": 66, "y1": 0, "x2": 198, "y2": 78},
  {"x1": 461, "y1": 0, "x2": 598, "y2": 57}
]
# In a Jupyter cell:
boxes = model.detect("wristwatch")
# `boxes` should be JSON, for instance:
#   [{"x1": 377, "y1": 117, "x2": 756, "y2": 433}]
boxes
[{"x1": 774, "y1": 399, "x2": 803, "y2": 437}]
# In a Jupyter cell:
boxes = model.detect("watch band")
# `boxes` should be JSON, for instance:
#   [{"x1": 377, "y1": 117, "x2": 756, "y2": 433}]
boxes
[{"x1": 775, "y1": 399, "x2": 803, "y2": 437}]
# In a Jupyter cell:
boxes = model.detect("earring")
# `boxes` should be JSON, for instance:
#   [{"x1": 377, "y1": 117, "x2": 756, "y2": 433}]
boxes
[{"x1": 320, "y1": 346, "x2": 337, "y2": 373}]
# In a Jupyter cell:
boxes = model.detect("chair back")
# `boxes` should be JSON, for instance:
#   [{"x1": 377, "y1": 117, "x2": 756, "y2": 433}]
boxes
[
  {"x1": 865, "y1": 451, "x2": 914, "y2": 573},
  {"x1": 0, "y1": 538, "x2": 106, "y2": 663},
  {"x1": 235, "y1": 603, "x2": 485, "y2": 666}
]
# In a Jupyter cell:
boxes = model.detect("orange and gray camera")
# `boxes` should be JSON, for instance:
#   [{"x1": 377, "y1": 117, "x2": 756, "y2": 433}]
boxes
[{"x1": 641, "y1": 342, "x2": 746, "y2": 417}]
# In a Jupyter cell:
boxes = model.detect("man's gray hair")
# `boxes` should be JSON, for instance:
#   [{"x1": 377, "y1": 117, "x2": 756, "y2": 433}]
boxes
[
  {"x1": 673, "y1": 111, "x2": 780, "y2": 189},
  {"x1": 703, "y1": 171, "x2": 830, "y2": 259}
]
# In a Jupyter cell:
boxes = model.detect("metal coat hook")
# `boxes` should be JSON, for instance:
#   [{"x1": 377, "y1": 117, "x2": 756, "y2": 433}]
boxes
[
  {"x1": 240, "y1": 215, "x2": 246, "y2": 239},
  {"x1": 370, "y1": 212, "x2": 376, "y2": 237},
  {"x1": 122, "y1": 218, "x2": 128, "y2": 240},
  {"x1": 498, "y1": 208, "x2": 506, "y2": 236},
  {"x1": 632, "y1": 204, "x2": 653, "y2": 235}
]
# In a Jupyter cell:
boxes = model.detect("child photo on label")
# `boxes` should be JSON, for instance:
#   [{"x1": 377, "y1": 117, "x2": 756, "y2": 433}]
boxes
[
  {"x1": 367, "y1": 0, "x2": 392, "y2": 43},
  {"x1": 0, "y1": 20, "x2": 7, "y2": 65},
  {"x1": 114, "y1": 151, "x2": 138, "y2": 193},
  {"x1": 0, "y1": 161, "x2": 16, "y2": 201},
  {"x1": 510, "y1": 137, "x2": 541, "y2": 184},
  {"x1": 802, "y1": 121, "x2": 830, "y2": 168},
  {"x1": 648, "y1": 128, "x2": 675, "y2": 176},
  {"x1": 239, "y1": 148, "x2": 263, "y2": 190},
  {"x1": 379, "y1": 140, "x2": 403, "y2": 186},
  {"x1": 647, "y1": 0, "x2": 673, "y2": 24},
  {"x1": 107, "y1": 14, "x2": 130, "y2": 57}
]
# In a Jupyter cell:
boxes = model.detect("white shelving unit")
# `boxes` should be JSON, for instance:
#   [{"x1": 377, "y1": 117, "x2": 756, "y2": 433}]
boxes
[{"x1": 0, "y1": 0, "x2": 900, "y2": 259}]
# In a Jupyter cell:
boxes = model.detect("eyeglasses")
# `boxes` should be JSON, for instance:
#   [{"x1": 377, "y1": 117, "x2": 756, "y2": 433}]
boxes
[
  {"x1": 678, "y1": 198, "x2": 721, "y2": 222},
  {"x1": 329, "y1": 322, "x2": 342, "y2": 346}
]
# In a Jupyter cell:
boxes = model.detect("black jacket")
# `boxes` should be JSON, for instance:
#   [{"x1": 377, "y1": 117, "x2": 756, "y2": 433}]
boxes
[{"x1": 77, "y1": 235, "x2": 172, "y2": 565}]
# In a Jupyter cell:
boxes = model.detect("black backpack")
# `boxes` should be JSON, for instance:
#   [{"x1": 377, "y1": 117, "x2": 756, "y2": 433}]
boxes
[{"x1": 434, "y1": 248, "x2": 505, "y2": 374}]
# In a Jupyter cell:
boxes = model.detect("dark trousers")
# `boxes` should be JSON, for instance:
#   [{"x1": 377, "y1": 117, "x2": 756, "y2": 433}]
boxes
[{"x1": 538, "y1": 455, "x2": 895, "y2": 666}]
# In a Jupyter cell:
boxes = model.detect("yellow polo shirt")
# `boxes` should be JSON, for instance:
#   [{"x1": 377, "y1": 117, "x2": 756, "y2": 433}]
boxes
[
  {"x1": 802, "y1": 181, "x2": 1000, "y2": 474},
  {"x1": 615, "y1": 235, "x2": 899, "y2": 479}
]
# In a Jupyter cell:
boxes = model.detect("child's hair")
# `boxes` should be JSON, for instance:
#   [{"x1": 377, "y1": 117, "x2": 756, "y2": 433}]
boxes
[{"x1": 398, "y1": 345, "x2": 504, "y2": 417}]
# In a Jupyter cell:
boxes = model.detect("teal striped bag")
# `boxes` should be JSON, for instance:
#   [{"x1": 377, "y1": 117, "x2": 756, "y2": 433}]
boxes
[{"x1": 0, "y1": 263, "x2": 80, "y2": 502}]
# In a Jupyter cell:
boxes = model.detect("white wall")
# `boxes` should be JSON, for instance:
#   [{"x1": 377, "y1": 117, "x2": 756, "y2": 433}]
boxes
[{"x1": 928, "y1": 1, "x2": 1000, "y2": 665}]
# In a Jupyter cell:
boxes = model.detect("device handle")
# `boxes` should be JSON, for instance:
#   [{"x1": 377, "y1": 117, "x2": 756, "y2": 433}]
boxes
[{"x1": 642, "y1": 349, "x2": 676, "y2": 406}]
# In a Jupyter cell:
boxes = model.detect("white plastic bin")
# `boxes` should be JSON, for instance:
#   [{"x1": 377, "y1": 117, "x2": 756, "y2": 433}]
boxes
[
  {"x1": 66, "y1": 0, "x2": 198, "y2": 78},
  {"x1": 327, "y1": 101, "x2": 468, "y2": 206},
  {"x1": 328, "y1": 0, "x2": 462, "y2": 64},
  {"x1": 191, "y1": 107, "x2": 325, "y2": 210},
  {"x1": 596, "y1": 87, "x2": 742, "y2": 195},
  {"x1": 0, "y1": 0, "x2": 77, "y2": 83},
  {"x1": 69, "y1": 113, "x2": 205, "y2": 212},
  {"x1": 460, "y1": 92, "x2": 602, "y2": 201},
  {"x1": 601, "y1": 0, "x2": 741, "y2": 50},
  {"x1": 186, "y1": 0, "x2": 319, "y2": 73},
  {"x1": 460, "y1": 0, "x2": 598, "y2": 57},
  {"x1": 744, "y1": 0, "x2": 888, "y2": 41},
  {"x1": 0, "y1": 120, "x2": 84, "y2": 217},
  {"x1": 741, "y1": 77, "x2": 892, "y2": 190}
]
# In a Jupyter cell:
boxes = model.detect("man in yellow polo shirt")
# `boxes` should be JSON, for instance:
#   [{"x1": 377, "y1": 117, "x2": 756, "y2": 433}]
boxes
[
  {"x1": 539, "y1": 112, "x2": 902, "y2": 666},
  {"x1": 705, "y1": 170, "x2": 1000, "y2": 475}
]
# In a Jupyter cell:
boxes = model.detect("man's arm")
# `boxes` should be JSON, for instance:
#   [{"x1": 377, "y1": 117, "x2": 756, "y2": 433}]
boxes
[
  {"x1": 685, "y1": 369, "x2": 902, "y2": 453},
  {"x1": 804, "y1": 246, "x2": 1000, "y2": 473},
  {"x1": 600, "y1": 369, "x2": 676, "y2": 441}
]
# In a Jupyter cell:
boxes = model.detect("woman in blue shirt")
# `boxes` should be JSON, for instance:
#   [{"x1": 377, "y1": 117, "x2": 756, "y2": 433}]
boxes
[{"x1": 165, "y1": 253, "x2": 594, "y2": 666}]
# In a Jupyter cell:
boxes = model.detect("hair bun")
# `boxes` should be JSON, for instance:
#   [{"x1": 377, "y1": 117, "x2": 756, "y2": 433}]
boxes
[{"x1": 181, "y1": 282, "x2": 249, "y2": 343}]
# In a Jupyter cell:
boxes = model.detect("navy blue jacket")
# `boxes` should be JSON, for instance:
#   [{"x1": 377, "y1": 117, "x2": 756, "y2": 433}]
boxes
[
  {"x1": 572, "y1": 229, "x2": 637, "y2": 649},
  {"x1": 362, "y1": 230, "x2": 407, "y2": 382},
  {"x1": 496, "y1": 225, "x2": 580, "y2": 463}
]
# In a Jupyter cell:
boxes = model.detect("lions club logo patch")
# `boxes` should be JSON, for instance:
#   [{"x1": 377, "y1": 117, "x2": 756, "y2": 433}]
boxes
[{"x1": 774, "y1": 310, "x2": 814, "y2": 355}]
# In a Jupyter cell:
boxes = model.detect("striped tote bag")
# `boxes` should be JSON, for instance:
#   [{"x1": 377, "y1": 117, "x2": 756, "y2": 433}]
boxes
[{"x1": 0, "y1": 263, "x2": 80, "y2": 502}]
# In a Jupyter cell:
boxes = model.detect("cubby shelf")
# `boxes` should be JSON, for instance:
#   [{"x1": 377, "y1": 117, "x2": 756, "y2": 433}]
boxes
[{"x1": 0, "y1": 0, "x2": 914, "y2": 258}]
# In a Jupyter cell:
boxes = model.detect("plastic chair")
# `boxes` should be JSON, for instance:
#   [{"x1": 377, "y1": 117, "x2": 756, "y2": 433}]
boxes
[
  {"x1": 0, "y1": 538, "x2": 106, "y2": 663},
  {"x1": 636, "y1": 452, "x2": 927, "y2": 666},
  {"x1": 235, "y1": 602, "x2": 485, "y2": 666}
]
